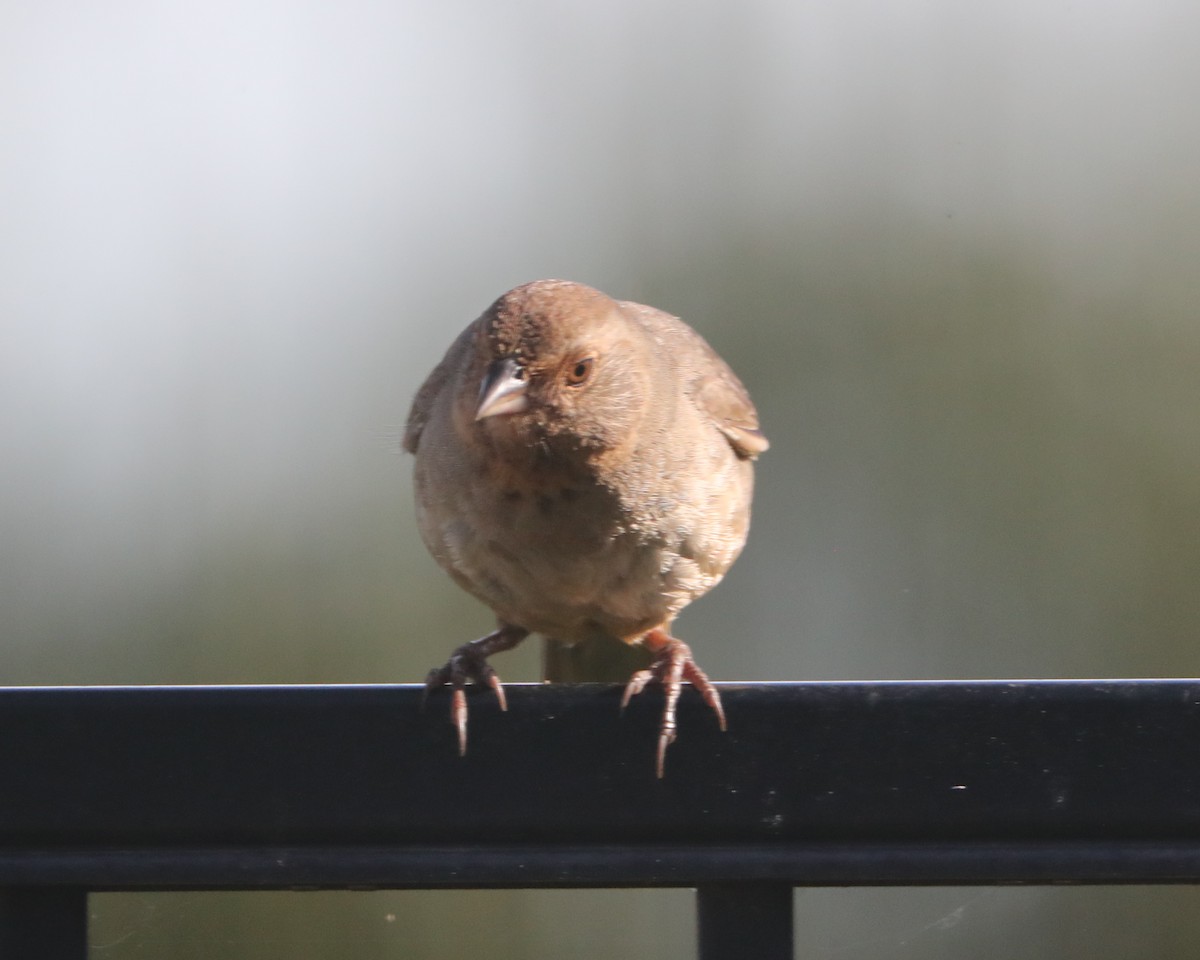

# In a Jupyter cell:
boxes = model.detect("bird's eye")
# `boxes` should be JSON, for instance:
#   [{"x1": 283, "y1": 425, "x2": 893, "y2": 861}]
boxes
[
  {"x1": 564, "y1": 357, "x2": 594, "y2": 386},
  {"x1": 511, "y1": 364, "x2": 527, "y2": 381}
]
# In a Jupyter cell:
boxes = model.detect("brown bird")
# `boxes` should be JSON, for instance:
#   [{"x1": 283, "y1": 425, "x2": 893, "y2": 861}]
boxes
[{"x1": 404, "y1": 280, "x2": 768, "y2": 776}]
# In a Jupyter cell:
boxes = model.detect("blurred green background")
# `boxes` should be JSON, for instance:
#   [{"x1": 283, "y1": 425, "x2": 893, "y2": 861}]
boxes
[{"x1": 3, "y1": 0, "x2": 1199, "y2": 956}]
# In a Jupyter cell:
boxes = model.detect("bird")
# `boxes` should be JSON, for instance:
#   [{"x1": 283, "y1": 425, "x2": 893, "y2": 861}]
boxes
[{"x1": 403, "y1": 279, "x2": 768, "y2": 776}]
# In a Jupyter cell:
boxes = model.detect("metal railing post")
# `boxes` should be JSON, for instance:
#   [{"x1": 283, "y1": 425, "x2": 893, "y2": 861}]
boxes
[
  {"x1": 0, "y1": 888, "x2": 88, "y2": 959},
  {"x1": 697, "y1": 882, "x2": 793, "y2": 960}
]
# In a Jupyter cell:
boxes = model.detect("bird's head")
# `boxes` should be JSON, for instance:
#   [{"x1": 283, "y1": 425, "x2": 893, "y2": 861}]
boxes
[{"x1": 468, "y1": 280, "x2": 653, "y2": 458}]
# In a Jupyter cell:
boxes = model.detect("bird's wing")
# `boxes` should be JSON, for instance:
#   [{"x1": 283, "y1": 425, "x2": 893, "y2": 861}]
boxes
[
  {"x1": 621, "y1": 302, "x2": 769, "y2": 460},
  {"x1": 403, "y1": 322, "x2": 476, "y2": 454}
]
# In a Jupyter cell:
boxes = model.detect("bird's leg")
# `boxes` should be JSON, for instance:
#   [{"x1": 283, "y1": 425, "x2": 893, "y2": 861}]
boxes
[
  {"x1": 621, "y1": 628, "x2": 726, "y2": 778},
  {"x1": 424, "y1": 624, "x2": 529, "y2": 756}
]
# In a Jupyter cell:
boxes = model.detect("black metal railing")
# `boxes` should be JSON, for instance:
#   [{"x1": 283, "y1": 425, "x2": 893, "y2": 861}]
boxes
[{"x1": 3, "y1": 680, "x2": 1200, "y2": 958}]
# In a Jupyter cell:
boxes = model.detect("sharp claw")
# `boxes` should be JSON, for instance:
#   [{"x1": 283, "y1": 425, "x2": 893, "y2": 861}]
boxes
[
  {"x1": 684, "y1": 662, "x2": 727, "y2": 732},
  {"x1": 620, "y1": 669, "x2": 652, "y2": 712},
  {"x1": 625, "y1": 635, "x2": 724, "y2": 777},
  {"x1": 658, "y1": 676, "x2": 682, "y2": 778},
  {"x1": 423, "y1": 625, "x2": 529, "y2": 758},
  {"x1": 488, "y1": 673, "x2": 508, "y2": 712},
  {"x1": 707, "y1": 685, "x2": 727, "y2": 731},
  {"x1": 656, "y1": 700, "x2": 678, "y2": 778},
  {"x1": 452, "y1": 688, "x2": 468, "y2": 756},
  {"x1": 421, "y1": 667, "x2": 445, "y2": 712},
  {"x1": 656, "y1": 734, "x2": 668, "y2": 779}
]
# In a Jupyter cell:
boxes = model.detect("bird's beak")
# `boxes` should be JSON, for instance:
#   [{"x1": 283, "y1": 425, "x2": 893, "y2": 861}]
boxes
[{"x1": 475, "y1": 357, "x2": 529, "y2": 420}]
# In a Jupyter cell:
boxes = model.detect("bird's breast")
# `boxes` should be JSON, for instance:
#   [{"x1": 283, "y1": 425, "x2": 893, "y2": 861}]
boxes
[{"x1": 414, "y1": 431, "x2": 752, "y2": 643}]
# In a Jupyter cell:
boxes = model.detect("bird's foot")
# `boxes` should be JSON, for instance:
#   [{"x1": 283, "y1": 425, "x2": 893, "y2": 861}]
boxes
[
  {"x1": 424, "y1": 624, "x2": 528, "y2": 756},
  {"x1": 621, "y1": 629, "x2": 726, "y2": 778}
]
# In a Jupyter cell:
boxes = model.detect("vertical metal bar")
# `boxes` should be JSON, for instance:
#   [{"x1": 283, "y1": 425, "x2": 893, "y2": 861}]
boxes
[
  {"x1": 0, "y1": 888, "x2": 88, "y2": 959},
  {"x1": 697, "y1": 882, "x2": 793, "y2": 960}
]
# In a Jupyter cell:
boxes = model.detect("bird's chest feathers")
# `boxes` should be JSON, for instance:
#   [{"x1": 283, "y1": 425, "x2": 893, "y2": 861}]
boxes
[
  {"x1": 472, "y1": 453, "x2": 627, "y2": 555},
  {"x1": 438, "y1": 452, "x2": 677, "y2": 637}
]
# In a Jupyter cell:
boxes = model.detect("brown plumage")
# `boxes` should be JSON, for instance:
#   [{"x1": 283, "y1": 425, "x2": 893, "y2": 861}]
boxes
[{"x1": 404, "y1": 279, "x2": 768, "y2": 776}]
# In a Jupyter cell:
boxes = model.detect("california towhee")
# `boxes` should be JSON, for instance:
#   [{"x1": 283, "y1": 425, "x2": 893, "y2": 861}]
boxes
[{"x1": 404, "y1": 279, "x2": 768, "y2": 776}]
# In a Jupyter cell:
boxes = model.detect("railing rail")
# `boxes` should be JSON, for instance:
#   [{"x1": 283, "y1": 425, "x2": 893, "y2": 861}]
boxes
[{"x1": 3, "y1": 680, "x2": 1200, "y2": 958}]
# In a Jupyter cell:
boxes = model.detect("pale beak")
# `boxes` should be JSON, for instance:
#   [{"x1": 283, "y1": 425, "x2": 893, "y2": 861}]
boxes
[{"x1": 475, "y1": 357, "x2": 529, "y2": 420}]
